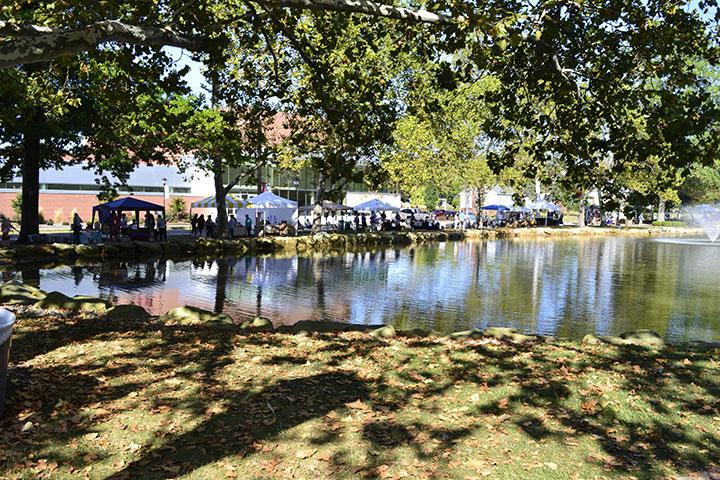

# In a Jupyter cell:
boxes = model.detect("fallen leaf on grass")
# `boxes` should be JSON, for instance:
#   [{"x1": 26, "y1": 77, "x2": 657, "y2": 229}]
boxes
[
  {"x1": 581, "y1": 399, "x2": 599, "y2": 415},
  {"x1": 346, "y1": 400, "x2": 370, "y2": 410},
  {"x1": 296, "y1": 449, "x2": 317, "y2": 459}
]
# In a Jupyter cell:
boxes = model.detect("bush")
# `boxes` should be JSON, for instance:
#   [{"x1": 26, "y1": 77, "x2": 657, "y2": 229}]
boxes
[
  {"x1": 652, "y1": 221, "x2": 687, "y2": 227},
  {"x1": 167, "y1": 197, "x2": 188, "y2": 222},
  {"x1": 46, "y1": 219, "x2": 54, "y2": 226},
  {"x1": 11, "y1": 192, "x2": 45, "y2": 224},
  {"x1": 11, "y1": 192, "x2": 22, "y2": 221}
]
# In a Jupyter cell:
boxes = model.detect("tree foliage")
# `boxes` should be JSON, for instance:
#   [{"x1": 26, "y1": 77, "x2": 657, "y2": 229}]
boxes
[{"x1": 383, "y1": 79, "x2": 498, "y2": 207}]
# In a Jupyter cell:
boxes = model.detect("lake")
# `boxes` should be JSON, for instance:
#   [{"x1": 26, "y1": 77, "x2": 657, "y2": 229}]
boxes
[{"x1": 7, "y1": 236, "x2": 720, "y2": 342}]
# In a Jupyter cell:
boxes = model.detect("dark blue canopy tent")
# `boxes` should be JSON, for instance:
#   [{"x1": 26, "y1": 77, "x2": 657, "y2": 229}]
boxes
[
  {"x1": 91, "y1": 197, "x2": 165, "y2": 232},
  {"x1": 480, "y1": 204, "x2": 510, "y2": 211}
]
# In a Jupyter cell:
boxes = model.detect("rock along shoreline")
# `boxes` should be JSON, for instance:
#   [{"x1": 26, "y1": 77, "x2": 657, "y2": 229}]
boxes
[
  {"x1": 0, "y1": 225, "x2": 704, "y2": 268},
  {"x1": 3, "y1": 285, "x2": 719, "y2": 351}
]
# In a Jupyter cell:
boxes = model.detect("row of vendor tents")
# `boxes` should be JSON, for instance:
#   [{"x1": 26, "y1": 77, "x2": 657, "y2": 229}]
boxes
[
  {"x1": 480, "y1": 200, "x2": 561, "y2": 213},
  {"x1": 93, "y1": 191, "x2": 560, "y2": 230},
  {"x1": 191, "y1": 193, "x2": 400, "y2": 214},
  {"x1": 190, "y1": 192, "x2": 401, "y2": 227}
]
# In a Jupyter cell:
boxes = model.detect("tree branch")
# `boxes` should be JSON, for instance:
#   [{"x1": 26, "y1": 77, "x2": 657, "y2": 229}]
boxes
[
  {"x1": 257, "y1": 0, "x2": 455, "y2": 24},
  {"x1": 0, "y1": 0, "x2": 455, "y2": 68},
  {"x1": 224, "y1": 167, "x2": 253, "y2": 194},
  {"x1": 0, "y1": 20, "x2": 202, "y2": 69}
]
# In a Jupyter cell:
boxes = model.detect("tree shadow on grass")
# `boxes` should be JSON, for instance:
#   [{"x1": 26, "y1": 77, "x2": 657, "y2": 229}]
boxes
[
  {"x1": 105, "y1": 372, "x2": 369, "y2": 480},
  {"x1": 4, "y1": 315, "x2": 720, "y2": 480}
]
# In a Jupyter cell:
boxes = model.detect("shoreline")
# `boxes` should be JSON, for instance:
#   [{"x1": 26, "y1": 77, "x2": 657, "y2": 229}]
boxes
[
  {"x1": 0, "y1": 225, "x2": 705, "y2": 269},
  {"x1": 3, "y1": 297, "x2": 719, "y2": 348}
]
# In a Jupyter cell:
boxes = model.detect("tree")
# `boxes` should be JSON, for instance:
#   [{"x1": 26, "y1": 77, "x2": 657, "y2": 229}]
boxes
[
  {"x1": 0, "y1": 50, "x2": 189, "y2": 242},
  {"x1": 476, "y1": 2, "x2": 720, "y2": 206},
  {"x1": 383, "y1": 79, "x2": 498, "y2": 208},
  {"x1": 10, "y1": 192, "x2": 22, "y2": 221},
  {"x1": 275, "y1": 11, "x2": 428, "y2": 231},
  {"x1": 681, "y1": 160, "x2": 720, "y2": 204},
  {"x1": 168, "y1": 197, "x2": 188, "y2": 222}
]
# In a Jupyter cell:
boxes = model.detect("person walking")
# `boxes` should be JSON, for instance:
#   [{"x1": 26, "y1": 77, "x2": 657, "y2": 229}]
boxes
[
  {"x1": 191, "y1": 213, "x2": 198, "y2": 237},
  {"x1": 244, "y1": 214, "x2": 253, "y2": 237},
  {"x1": 228, "y1": 214, "x2": 238, "y2": 239},
  {"x1": 72, "y1": 212, "x2": 84, "y2": 244},
  {"x1": 197, "y1": 214, "x2": 206, "y2": 238},
  {"x1": 156, "y1": 214, "x2": 167, "y2": 241}
]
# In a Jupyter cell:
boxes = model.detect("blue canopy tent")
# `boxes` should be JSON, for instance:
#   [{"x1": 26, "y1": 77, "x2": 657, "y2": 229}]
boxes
[
  {"x1": 92, "y1": 197, "x2": 165, "y2": 240},
  {"x1": 481, "y1": 204, "x2": 510, "y2": 211}
]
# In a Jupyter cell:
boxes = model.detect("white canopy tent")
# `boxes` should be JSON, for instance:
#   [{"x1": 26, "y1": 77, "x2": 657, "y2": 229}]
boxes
[
  {"x1": 353, "y1": 198, "x2": 400, "y2": 212},
  {"x1": 247, "y1": 190, "x2": 298, "y2": 209},
  {"x1": 191, "y1": 194, "x2": 246, "y2": 209},
  {"x1": 527, "y1": 200, "x2": 561, "y2": 212},
  {"x1": 240, "y1": 189, "x2": 298, "y2": 228}
]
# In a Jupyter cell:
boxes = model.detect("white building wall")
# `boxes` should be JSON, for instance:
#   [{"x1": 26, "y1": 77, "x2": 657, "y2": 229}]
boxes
[{"x1": 5, "y1": 156, "x2": 213, "y2": 197}]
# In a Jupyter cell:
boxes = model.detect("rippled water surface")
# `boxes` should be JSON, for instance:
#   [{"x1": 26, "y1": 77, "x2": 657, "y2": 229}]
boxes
[{"x1": 9, "y1": 236, "x2": 720, "y2": 341}]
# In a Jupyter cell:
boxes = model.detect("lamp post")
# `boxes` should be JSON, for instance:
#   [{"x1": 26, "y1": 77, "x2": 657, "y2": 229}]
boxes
[
  {"x1": 292, "y1": 176, "x2": 300, "y2": 204},
  {"x1": 161, "y1": 178, "x2": 168, "y2": 212}
]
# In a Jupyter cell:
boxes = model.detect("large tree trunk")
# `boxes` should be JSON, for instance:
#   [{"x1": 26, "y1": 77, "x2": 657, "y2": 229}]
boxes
[
  {"x1": 578, "y1": 204, "x2": 586, "y2": 227},
  {"x1": 213, "y1": 163, "x2": 228, "y2": 238},
  {"x1": 657, "y1": 198, "x2": 666, "y2": 223},
  {"x1": 311, "y1": 176, "x2": 326, "y2": 234},
  {"x1": 18, "y1": 119, "x2": 41, "y2": 243}
]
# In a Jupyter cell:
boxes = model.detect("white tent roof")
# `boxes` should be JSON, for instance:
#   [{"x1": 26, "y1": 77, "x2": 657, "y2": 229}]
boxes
[
  {"x1": 353, "y1": 198, "x2": 399, "y2": 212},
  {"x1": 191, "y1": 194, "x2": 246, "y2": 209},
  {"x1": 527, "y1": 200, "x2": 560, "y2": 212},
  {"x1": 247, "y1": 190, "x2": 298, "y2": 209}
]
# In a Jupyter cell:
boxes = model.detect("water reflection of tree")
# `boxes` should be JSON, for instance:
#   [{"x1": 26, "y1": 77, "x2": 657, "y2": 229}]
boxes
[{"x1": 214, "y1": 258, "x2": 230, "y2": 314}]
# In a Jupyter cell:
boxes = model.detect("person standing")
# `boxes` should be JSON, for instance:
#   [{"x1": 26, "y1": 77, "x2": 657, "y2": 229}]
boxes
[
  {"x1": 156, "y1": 214, "x2": 167, "y2": 241},
  {"x1": 109, "y1": 212, "x2": 119, "y2": 238},
  {"x1": 197, "y1": 214, "x2": 206, "y2": 237},
  {"x1": 205, "y1": 215, "x2": 215, "y2": 238},
  {"x1": 1, "y1": 215, "x2": 13, "y2": 246},
  {"x1": 244, "y1": 214, "x2": 253, "y2": 237},
  {"x1": 145, "y1": 212, "x2": 156, "y2": 241},
  {"x1": 228, "y1": 214, "x2": 238, "y2": 239},
  {"x1": 191, "y1": 213, "x2": 198, "y2": 237},
  {"x1": 120, "y1": 213, "x2": 128, "y2": 236},
  {"x1": 72, "y1": 212, "x2": 83, "y2": 244}
]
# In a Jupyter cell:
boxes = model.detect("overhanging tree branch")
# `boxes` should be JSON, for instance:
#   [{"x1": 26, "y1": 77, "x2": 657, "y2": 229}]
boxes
[
  {"x1": 0, "y1": 20, "x2": 202, "y2": 69},
  {"x1": 259, "y1": 0, "x2": 455, "y2": 24},
  {"x1": 0, "y1": 0, "x2": 456, "y2": 69}
]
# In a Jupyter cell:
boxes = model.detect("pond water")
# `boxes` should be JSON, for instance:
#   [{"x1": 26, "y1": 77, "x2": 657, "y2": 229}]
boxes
[{"x1": 7, "y1": 236, "x2": 720, "y2": 342}]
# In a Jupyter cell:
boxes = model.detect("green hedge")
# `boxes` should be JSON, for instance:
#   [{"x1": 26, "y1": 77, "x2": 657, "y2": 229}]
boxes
[{"x1": 652, "y1": 221, "x2": 687, "y2": 227}]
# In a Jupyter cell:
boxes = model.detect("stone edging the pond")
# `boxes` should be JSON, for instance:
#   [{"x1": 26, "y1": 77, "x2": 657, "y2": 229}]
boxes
[
  {"x1": 3, "y1": 285, "x2": 719, "y2": 351},
  {"x1": 0, "y1": 226, "x2": 704, "y2": 268}
]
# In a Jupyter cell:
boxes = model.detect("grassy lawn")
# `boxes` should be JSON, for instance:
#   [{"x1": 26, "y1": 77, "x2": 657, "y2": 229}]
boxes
[{"x1": 1, "y1": 310, "x2": 719, "y2": 479}]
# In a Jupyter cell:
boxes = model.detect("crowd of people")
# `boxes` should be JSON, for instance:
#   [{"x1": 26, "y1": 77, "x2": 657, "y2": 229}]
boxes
[{"x1": 190, "y1": 213, "x2": 255, "y2": 238}]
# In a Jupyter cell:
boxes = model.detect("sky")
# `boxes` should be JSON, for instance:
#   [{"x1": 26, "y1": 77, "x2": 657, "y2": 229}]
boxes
[{"x1": 164, "y1": 47, "x2": 207, "y2": 98}]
